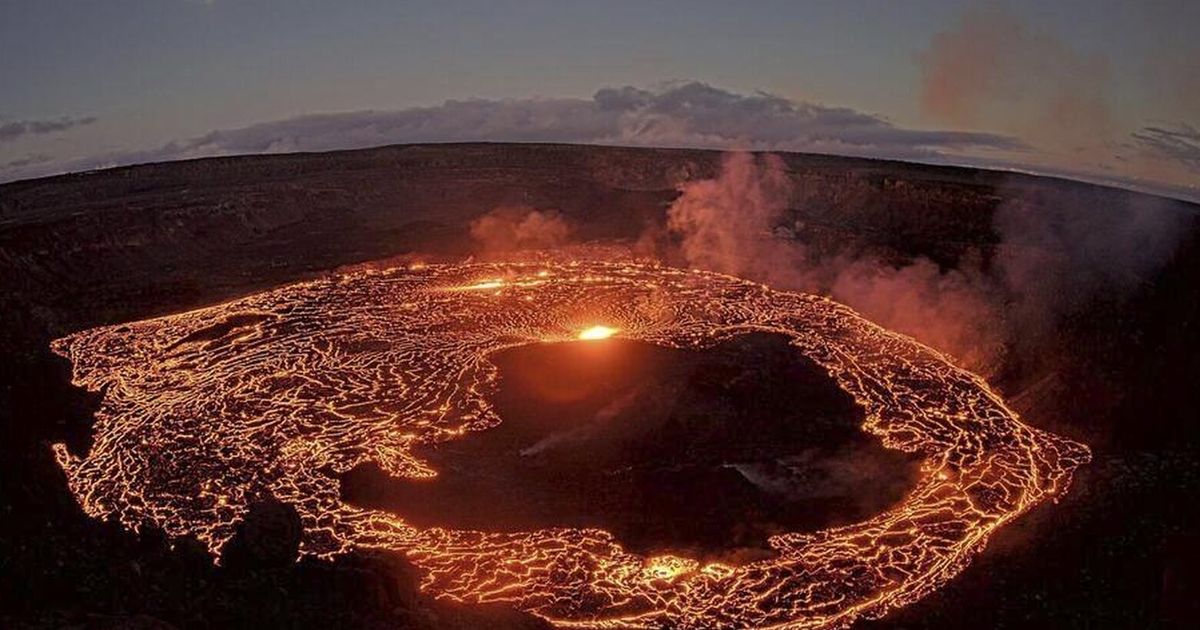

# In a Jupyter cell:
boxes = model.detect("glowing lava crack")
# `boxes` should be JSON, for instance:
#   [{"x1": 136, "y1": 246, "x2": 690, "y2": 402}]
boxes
[{"x1": 51, "y1": 261, "x2": 1089, "y2": 629}]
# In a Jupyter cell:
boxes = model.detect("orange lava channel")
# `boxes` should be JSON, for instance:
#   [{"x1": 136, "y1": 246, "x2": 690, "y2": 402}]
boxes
[{"x1": 50, "y1": 260, "x2": 1089, "y2": 629}]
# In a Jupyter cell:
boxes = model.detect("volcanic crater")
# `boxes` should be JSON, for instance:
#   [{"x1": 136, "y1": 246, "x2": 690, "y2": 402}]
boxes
[{"x1": 341, "y1": 332, "x2": 921, "y2": 560}]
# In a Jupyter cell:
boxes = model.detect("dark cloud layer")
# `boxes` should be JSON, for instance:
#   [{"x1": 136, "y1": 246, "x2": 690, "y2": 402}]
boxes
[
  {"x1": 0, "y1": 83, "x2": 1021, "y2": 182},
  {"x1": 0, "y1": 116, "x2": 97, "y2": 144},
  {"x1": 1133, "y1": 124, "x2": 1200, "y2": 171}
]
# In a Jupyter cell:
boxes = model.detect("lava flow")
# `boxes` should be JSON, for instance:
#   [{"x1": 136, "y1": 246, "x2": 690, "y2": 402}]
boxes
[{"x1": 50, "y1": 260, "x2": 1089, "y2": 629}]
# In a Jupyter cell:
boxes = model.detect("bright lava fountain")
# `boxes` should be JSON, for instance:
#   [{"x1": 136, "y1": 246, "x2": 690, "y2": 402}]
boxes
[{"x1": 51, "y1": 260, "x2": 1089, "y2": 629}]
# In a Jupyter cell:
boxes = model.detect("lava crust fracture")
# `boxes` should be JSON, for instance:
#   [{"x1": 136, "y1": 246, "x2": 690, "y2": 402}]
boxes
[{"x1": 51, "y1": 261, "x2": 1089, "y2": 629}]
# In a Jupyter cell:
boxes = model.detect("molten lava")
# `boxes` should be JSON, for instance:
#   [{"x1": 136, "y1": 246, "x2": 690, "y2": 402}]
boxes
[
  {"x1": 50, "y1": 260, "x2": 1089, "y2": 629},
  {"x1": 578, "y1": 325, "x2": 619, "y2": 340}
]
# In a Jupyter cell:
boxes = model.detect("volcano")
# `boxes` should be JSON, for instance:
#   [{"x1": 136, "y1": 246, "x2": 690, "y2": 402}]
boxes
[{"x1": 2, "y1": 143, "x2": 1198, "y2": 629}]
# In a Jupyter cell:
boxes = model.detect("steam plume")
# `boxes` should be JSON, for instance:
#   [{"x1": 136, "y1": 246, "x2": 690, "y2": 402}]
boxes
[
  {"x1": 470, "y1": 206, "x2": 572, "y2": 255},
  {"x1": 660, "y1": 152, "x2": 1186, "y2": 374},
  {"x1": 919, "y1": 6, "x2": 1114, "y2": 150}
]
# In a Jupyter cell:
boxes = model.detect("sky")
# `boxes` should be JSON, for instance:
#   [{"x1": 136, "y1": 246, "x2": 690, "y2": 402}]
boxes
[{"x1": 1, "y1": 0, "x2": 1196, "y2": 199}]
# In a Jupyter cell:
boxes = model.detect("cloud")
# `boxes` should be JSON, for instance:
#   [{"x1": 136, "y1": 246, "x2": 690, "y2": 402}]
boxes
[
  {"x1": 2, "y1": 153, "x2": 54, "y2": 169},
  {"x1": 0, "y1": 82, "x2": 1021, "y2": 182},
  {"x1": 1132, "y1": 124, "x2": 1200, "y2": 171},
  {"x1": 0, "y1": 116, "x2": 97, "y2": 144},
  {"x1": 919, "y1": 6, "x2": 1114, "y2": 149},
  {"x1": 586, "y1": 83, "x2": 1024, "y2": 156},
  {"x1": 151, "y1": 82, "x2": 1025, "y2": 160}
]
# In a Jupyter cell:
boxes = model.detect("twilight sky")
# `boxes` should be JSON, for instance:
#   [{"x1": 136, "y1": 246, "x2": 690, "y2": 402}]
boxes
[{"x1": 1, "y1": 0, "x2": 1196, "y2": 199}]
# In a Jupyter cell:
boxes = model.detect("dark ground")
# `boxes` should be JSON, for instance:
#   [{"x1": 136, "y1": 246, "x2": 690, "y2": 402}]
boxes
[{"x1": 2, "y1": 143, "x2": 1199, "y2": 628}]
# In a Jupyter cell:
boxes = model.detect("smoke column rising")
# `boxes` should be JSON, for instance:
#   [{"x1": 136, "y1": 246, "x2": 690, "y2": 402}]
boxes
[
  {"x1": 662, "y1": 152, "x2": 1187, "y2": 375},
  {"x1": 469, "y1": 206, "x2": 573, "y2": 256}
]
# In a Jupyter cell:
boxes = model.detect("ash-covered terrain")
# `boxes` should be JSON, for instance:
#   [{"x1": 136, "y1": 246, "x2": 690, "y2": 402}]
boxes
[{"x1": 2, "y1": 143, "x2": 1198, "y2": 628}]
